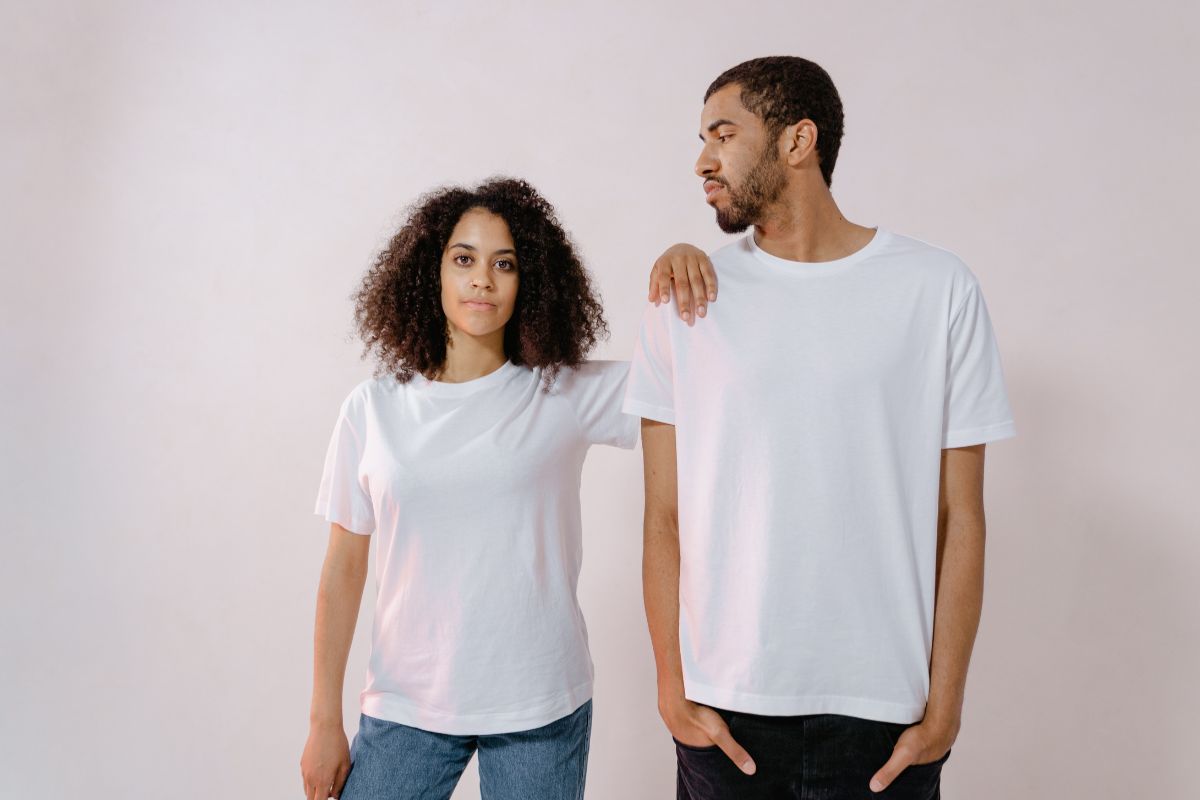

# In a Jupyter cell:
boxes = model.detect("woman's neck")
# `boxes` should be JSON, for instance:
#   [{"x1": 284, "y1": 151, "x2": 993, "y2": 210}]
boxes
[{"x1": 434, "y1": 328, "x2": 506, "y2": 383}]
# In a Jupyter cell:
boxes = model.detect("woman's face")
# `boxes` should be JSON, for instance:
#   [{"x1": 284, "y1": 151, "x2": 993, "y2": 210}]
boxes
[{"x1": 439, "y1": 208, "x2": 520, "y2": 341}]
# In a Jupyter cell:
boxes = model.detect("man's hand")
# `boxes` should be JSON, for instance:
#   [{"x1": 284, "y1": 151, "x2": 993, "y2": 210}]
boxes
[
  {"x1": 659, "y1": 692, "x2": 756, "y2": 775},
  {"x1": 868, "y1": 717, "x2": 959, "y2": 793},
  {"x1": 648, "y1": 243, "x2": 718, "y2": 326},
  {"x1": 300, "y1": 721, "x2": 351, "y2": 800}
]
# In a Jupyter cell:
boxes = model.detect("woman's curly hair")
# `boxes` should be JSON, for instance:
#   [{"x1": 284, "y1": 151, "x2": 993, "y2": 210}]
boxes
[{"x1": 354, "y1": 177, "x2": 608, "y2": 387}]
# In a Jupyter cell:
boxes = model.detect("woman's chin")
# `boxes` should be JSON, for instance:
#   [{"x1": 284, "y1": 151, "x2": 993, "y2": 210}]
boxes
[{"x1": 449, "y1": 319, "x2": 508, "y2": 340}]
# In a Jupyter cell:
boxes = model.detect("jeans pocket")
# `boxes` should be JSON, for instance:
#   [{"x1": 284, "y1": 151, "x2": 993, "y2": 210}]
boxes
[
  {"x1": 672, "y1": 736, "x2": 721, "y2": 753},
  {"x1": 907, "y1": 746, "x2": 952, "y2": 771}
]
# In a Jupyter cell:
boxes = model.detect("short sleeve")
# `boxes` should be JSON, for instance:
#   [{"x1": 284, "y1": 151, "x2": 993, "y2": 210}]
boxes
[
  {"x1": 623, "y1": 302, "x2": 676, "y2": 424},
  {"x1": 559, "y1": 361, "x2": 639, "y2": 449},
  {"x1": 942, "y1": 281, "x2": 1017, "y2": 448},
  {"x1": 313, "y1": 390, "x2": 376, "y2": 535}
]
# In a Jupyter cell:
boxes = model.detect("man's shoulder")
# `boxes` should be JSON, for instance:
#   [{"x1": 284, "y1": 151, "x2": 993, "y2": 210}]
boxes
[
  {"x1": 706, "y1": 235, "x2": 752, "y2": 266},
  {"x1": 880, "y1": 230, "x2": 975, "y2": 279}
]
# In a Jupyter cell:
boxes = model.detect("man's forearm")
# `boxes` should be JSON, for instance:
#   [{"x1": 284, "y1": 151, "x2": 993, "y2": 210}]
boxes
[
  {"x1": 924, "y1": 505, "x2": 986, "y2": 730},
  {"x1": 640, "y1": 419, "x2": 686, "y2": 701},
  {"x1": 644, "y1": 507, "x2": 685, "y2": 697}
]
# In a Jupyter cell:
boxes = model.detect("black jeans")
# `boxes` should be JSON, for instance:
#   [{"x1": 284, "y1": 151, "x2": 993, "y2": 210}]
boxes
[{"x1": 674, "y1": 706, "x2": 951, "y2": 800}]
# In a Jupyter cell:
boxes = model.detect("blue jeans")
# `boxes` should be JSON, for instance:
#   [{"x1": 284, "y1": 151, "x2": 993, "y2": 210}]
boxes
[
  {"x1": 674, "y1": 706, "x2": 951, "y2": 800},
  {"x1": 340, "y1": 699, "x2": 592, "y2": 800}
]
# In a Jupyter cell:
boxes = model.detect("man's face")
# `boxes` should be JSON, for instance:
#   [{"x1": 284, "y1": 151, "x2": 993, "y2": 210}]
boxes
[{"x1": 695, "y1": 84, "x2": 787, "y2": 233}]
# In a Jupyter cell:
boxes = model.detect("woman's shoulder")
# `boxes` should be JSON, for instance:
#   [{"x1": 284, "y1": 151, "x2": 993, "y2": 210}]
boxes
[
  {"x1": 550, "y1": 359, "x2": 630, "y2": 386},
  {"x1": 543, "y1": 360, "x2": 631, "y2": 405},
  {"x1": 335, "y1": 373, "x2": 405, "y2": 410}
]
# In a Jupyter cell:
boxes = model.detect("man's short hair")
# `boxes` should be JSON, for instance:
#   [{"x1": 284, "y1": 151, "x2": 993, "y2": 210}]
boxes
[{"x1": 705, "y1": 56, "x2": 845, "y2": 187}]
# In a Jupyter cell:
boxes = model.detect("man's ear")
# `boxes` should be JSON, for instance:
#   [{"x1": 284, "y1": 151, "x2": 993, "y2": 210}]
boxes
[{"x1": 784, "y1": 120, "x2": 818, "y2": 167}]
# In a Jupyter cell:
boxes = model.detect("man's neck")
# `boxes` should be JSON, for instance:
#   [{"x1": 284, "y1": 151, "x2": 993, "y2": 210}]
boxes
[{"x1": 753, "y1": 190, "x2": 876, "y2": 263}]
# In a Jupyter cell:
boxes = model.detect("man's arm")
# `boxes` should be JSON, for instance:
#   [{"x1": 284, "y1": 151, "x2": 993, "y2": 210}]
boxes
[
  {"x1": 869, "y1": 443, "x2": 986, "y2": 793},
  {"x1": 641, "y1": 419, "x2": 756, "y2": 775}
]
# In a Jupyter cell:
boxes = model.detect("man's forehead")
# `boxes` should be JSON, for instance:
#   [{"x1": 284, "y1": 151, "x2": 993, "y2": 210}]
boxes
[{"x1": 700, "y1": 84, "x2": 748, "y2": 125}]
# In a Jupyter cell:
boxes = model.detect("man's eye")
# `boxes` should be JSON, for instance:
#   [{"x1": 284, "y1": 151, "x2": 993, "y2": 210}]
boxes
[{"x1": 719, "y1": 134, "x2": 732, "y2": 143}]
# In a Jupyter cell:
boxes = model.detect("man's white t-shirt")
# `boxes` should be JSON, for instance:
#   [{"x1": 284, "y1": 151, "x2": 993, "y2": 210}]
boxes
[
  {"x1": 315, "y1": 360, "x2": 638, "y2": 735},
  {"x1": 623, "y1": 229, "x2": 1016, "y2": 724}
]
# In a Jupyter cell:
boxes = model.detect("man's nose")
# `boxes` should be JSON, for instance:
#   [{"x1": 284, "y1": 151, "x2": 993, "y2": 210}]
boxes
[{"x1": 695, "y1": 148, "x2": 718, "y2": 178}]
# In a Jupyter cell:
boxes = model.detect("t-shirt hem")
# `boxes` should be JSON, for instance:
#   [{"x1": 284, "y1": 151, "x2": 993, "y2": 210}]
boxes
[
  {"x1": 684, "y1": 680, "x2": 926, "y2": 725},
  {"x1": 360, "y1": 681, "x2": 594, "y2": 735},
  {"x1": 942, "y1": 419, "x2": 1017, "y2": 449},
  {"x1": 622, "y1": 398, "x2": 675, "y2": 424}
]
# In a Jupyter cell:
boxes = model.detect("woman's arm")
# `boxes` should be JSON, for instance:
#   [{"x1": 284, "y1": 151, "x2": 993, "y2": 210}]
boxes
[{"x1": 300, "y1": 523, "x2": 371, "y2": 800}]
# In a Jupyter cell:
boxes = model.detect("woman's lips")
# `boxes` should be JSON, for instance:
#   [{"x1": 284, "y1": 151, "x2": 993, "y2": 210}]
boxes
[{"x1": 463, "y1": 300, "x2": 496, "y2": 310}]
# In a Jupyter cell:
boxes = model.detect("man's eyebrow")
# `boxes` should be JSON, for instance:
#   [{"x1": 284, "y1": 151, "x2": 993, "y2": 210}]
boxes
[{"x1": 699, "y1": 119, "x2": 738, "y2": 141}]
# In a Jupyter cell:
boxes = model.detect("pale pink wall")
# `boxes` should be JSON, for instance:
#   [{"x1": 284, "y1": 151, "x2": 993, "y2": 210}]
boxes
[{"x1": 3, "y1": 1, "x2": 1197, "y2": 797}]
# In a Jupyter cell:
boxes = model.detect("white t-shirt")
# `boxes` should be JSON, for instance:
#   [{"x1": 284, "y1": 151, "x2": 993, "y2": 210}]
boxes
[
  {"x1": 623, "y1": 229, "x2": 1016, "y2": 724},
  {"x1": 315, "y1": 359, "x2": 638, "y2": 735}
]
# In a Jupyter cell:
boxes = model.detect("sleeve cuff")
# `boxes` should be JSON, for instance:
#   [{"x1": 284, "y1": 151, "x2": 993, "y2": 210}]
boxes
[
  {"x1": 622, "y1": 398, "x2": 676, "y2": 425},
  {"x1": 942, "y1": 420, "x2": 1017, "y2": 449}
]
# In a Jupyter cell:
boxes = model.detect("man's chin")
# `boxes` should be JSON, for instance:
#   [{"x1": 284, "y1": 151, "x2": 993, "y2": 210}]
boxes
[{"x1": 715, "y1": 210, "x2": 751, "y2": 234}]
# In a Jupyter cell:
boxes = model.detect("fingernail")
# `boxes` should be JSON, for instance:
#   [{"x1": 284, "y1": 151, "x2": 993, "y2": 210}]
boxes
[
  {"x1": 661, "y1": 294, "x2": 669, "y2": 304},
  {"x1": 743, "y1": 759, "x2": 756, "y2": 775},
  {"x1": 697, "y1": 305, "x2": 706, "y2": 317},
  {"x1": 709, "y1": 292, "x2": 716, "y2": 301},
  {"x1": 870, "y1": 779, "x2": 883, "y2": 792},
  {"x1": 681, "y1": 311, "x2": 691, "y2": 321}
]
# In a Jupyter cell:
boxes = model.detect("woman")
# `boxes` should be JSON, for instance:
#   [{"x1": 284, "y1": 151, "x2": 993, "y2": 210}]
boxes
[{"x1": 301, "y1": 177, "x2": 706, "y2": 800}]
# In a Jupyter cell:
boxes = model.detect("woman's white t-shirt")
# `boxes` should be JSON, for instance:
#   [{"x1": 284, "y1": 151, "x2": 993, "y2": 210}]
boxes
[{"x1": 314, "y1": 359, "x2": 637, "y2": 735}]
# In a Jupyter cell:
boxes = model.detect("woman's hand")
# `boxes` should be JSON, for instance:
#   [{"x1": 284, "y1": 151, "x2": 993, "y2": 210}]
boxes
[
  {"x1": 648, "y1": 243, "x2": 718, "y2": 326},
  {"x1": 300, "y1": 721, "x2": 351, "y2": 800}
]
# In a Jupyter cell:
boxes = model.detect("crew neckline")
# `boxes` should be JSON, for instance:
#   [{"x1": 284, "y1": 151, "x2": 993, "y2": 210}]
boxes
[
  {"x1": 748, "y1": 227, "x2": 889, "y2": 274},
  {"x1": 415, "y1": 359, "x2": 520, "y2": 397}
]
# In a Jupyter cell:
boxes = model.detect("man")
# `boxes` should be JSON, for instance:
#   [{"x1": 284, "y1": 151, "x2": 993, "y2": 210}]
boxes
[{"x1": 625, "y1": 56, "x2": 1016, "y2": 798}]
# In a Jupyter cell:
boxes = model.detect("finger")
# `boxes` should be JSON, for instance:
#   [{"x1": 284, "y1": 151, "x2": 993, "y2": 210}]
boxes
[
  {"x1": 869, "y1": 746, "x2": 915, "y2": 793},
  {"x1": 698, "y1": 254, "x2": 718, "y2": 302},
  {"x1": 709, "y1": 724, "x2": 756, "y2": 775},
  {"x1": 649, "y1": 263, "x2": 660, "y2": 303},
  {"x1": 656, "y1": 261, "x2": 673, "y2": 306},
  {"x1": 331, "y1": 763, "x2": 351, "y2": 798},
  {"x1": 685, "y1": 257, "x2": 707, "y2": 319},
  {"x1": 673, "y1": 265, "x2": 694, "y2": 324}
]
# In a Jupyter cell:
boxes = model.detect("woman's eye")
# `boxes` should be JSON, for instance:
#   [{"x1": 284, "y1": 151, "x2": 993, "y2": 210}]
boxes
[
  {"x1": 454, "y1": 254, "x2": 472, "y2": 266},
  {"x1": 495, "y1": 260, "x2": 515, "y2": 271}
]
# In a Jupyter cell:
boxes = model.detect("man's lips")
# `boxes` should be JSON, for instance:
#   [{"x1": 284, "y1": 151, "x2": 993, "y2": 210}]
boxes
[{"x1": 704, "y1": 181, "x2": 726, "y2": 200}]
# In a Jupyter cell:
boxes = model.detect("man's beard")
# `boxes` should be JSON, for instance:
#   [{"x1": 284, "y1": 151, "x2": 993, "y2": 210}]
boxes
[{"x1": 714, "y1": 142, "x2": 787, "y2": 234}]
